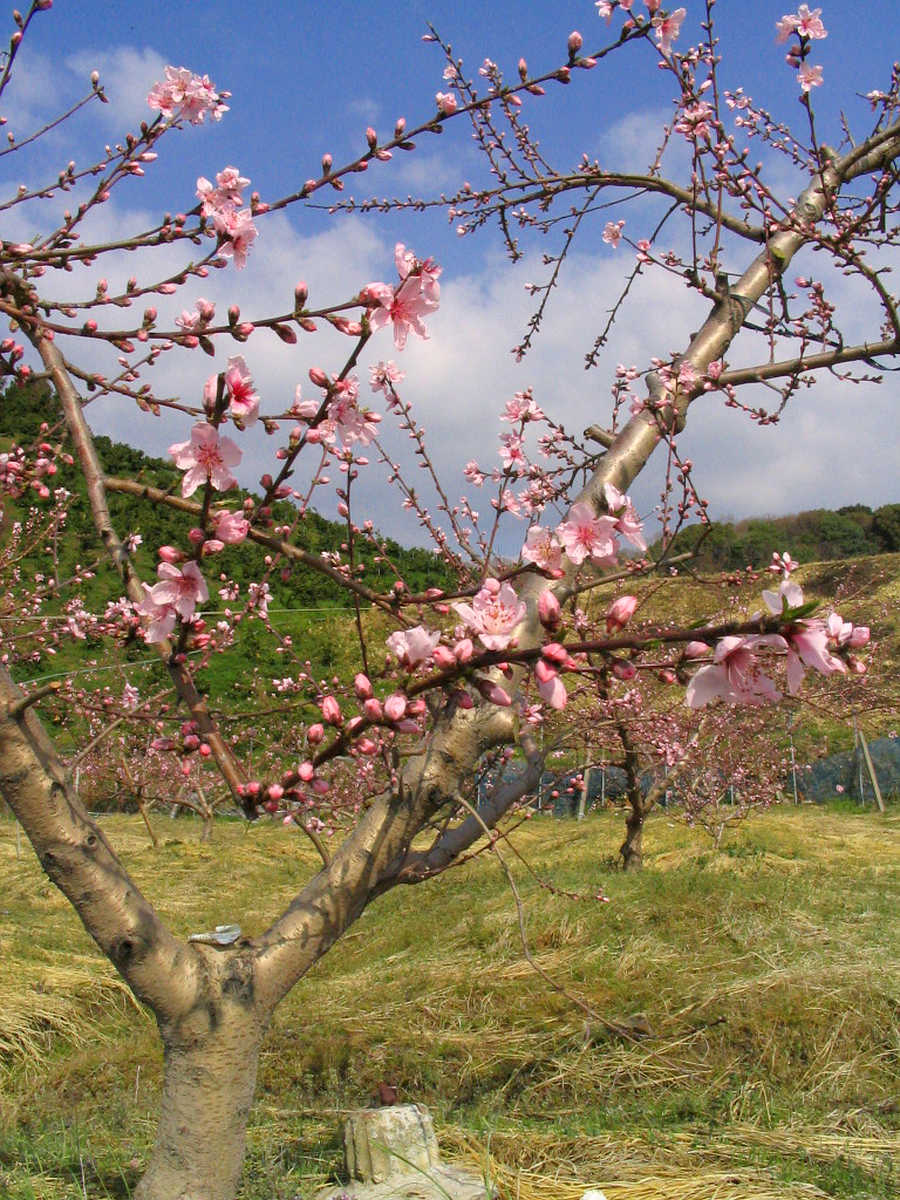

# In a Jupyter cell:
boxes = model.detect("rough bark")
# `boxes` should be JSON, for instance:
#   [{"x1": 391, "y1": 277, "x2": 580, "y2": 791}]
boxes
[
  {"x1": 620, "y1": 801, "x2": 645, "y2": 871},
  {"x1": 134, "y1": 951, "x2": 266, "y2": 1200}
]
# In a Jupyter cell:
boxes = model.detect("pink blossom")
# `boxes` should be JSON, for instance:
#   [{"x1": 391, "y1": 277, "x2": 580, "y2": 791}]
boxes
[
  {"x1": 147, "y1": 66, "x2": 229, "y2": 125},
  {"x1": 464, "y1": 460, "x2": 486, "y2": 487},
  {"x1": 394, "y1": 243, "x2": 441, "y2": 302},
  {"x1": 364, "y1": 275, "x2": 437, "y2": 350},
  {"x1": 686, "y1": 636, "x2": 781, "y2": 708},
  {"x1": 501, "y1": 390, "x2": 544, "y2": 422},
  {"x1": 826, "y1": 612, "x2": 853, "y2": 646},
  {"x1": 798, "y1": 63, "x2": 823, "y2": 92},
  {"x1": 783, "y1": 621, "x2": 844, "y2": 692},
  {"x1": 221, "y1": 354, "x2": 259, "y2": 425},
  {"x1": 197, "y1": 166, "x2": 249, "y2": 213},
  {"x1": 453, "y1": 579, "x2": 526, "y2": 650},
  {"x1": 369, "y1": 360, "x2": 405, "y2": 394},
  {"x1": 149, "y1": 561, "x2": 208, "y2": 622},
  {"x1": 212, "y1": 206, "x2": 257, "y2": 269},
  {"x1": 136, "y1": 584, "x2": 176, "y2": 644},
  {"x1": 848, "y1": 625, "x2": 870, "y2": 649},
  {"x1": 769, "y1": 550, "x2": 798, "y2": 578},
  {"x1": 386, "y1": 625, "x2": 441, "y2": 668},
  {"x1": 606, "y1": 594, "x2": 638, "y2": 633},
  {"x1": 603, "y1": 482, "x2": 646, "y2": 551},
  {"x1": 213, "y1": 509, "x2": 249, "y2": 544},
  {"x1": 322, "y1": 378, "x2": 380, "y2": 447},
  {"x1": 169, "y1": 422, "x2": 241, "y2": 497},
  {"x1": 556, "y1": 502, "x2": 619, "y2": 567},
  {"x1": 499, "y1": 432, "x2": 527, "y2": 474},
  {"x1": 776, "y1": 5, "x2": 827, "y2": 42},
  {"x1": 602, "y1": 220, "x2": 625, "y2": 248},
  {"x1": 435, "y1": 91, "x2": 458, "y2": 115},
  {"x1": 653, "y1": 7, "x2": 686, "y2": 53},
  {"x1": 595, "y1": 0, "x2": 614, "y2": 21}
]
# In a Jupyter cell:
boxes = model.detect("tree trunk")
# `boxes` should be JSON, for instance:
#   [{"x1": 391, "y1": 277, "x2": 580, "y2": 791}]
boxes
[
  {"x1": 619, "y1": 798, "x2": 644, "y2": 871},
  {"x1": 135, "y1": 995, "x2": 267, "y2": 1200}
]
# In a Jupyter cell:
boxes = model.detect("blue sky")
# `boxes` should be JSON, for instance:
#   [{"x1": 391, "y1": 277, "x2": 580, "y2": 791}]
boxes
[{"x1": 4, "y1": 1, "x2": 898, "y2": 547}]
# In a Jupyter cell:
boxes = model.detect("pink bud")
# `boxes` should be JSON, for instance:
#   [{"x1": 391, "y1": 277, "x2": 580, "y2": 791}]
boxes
[
  {"x1": 309, "y1": 366, "x2": 328, "y2": 388},
  {"x1": 612, "y1": 660, "x2": 636, "y2": 681},
  {"x1": 567, "y1": 30, "x2": 583, "y2": 54},
  {"x1": 157, "y1": 545, "x2": 184, "y2": 564},
  {"x1": 606, "y1": 594, "x2": 638, "y2": 633},
  {"x1": 432, "y1": 645, "x2": 456, "y2": 669},
  {"x1": 383, "y1": 693, "x2": 407, "y2": 722},
  {"x1": 683, "y1": 641, "x2": 709, "y2": 660},
  {"x1": 307, "y1": 722, "x2": 325, "y2": 744},
  {"x1": 320, "y1": 695, "x2": 341, "y2": 724},
  {"x1": 354, "y1": 673, "x2": 373, "y2": 699},
  {"x1": 534, "y1": 659, "x2": 558, "y2": 684},
  {"x1": 268, "y1": 783, "x2": 284, "y2": 801},
  {"x1": 541, "y1": 642, "x2": 568, "y2": 664},
  {"x1": 298, "y1": 761, "x2": 315, "y2": 782},
  {"x1": 478, "y1": 679, "x2": 513, "y2": 707},
  {"x1": 454, "y1": 689, "x2": 474, "y2": 709},
  {"x1": 848, "y1": 626, "x2": 870, "y2": 648},
  {"x1": 312, "y1": 777, "x2": 330, "y2": 795},
  {"x1": 363, "y1": 697, "x2": 384, "y2": 721},
  {"x1": 537, "y1": 589, "x2": 561, "y2": 629},
  {"x1": 454, "y1": 638, "x2": 474, "y2": 663}
]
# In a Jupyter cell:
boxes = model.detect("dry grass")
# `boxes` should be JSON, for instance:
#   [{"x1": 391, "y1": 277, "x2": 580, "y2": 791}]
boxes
[{"x1": 1, "y1": 804, "x2": 897, "y2": 1199}]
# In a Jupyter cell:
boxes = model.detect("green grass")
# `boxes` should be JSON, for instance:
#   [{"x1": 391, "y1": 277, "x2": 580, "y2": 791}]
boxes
[{"x1": 1, "y1": 804, "x2": 898, "y2": 1199}]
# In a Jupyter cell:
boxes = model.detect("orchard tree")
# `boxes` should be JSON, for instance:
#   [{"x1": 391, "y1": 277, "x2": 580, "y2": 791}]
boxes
[{"x1": 0, "y1": 3, "x2": 896, "y2": 1198}]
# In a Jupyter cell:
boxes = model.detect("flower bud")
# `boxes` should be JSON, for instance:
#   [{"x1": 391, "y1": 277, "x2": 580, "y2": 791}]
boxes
[
  {"x1": 538, "y1": 589, "x2": 561, "y2": 630},
  {"x1": 606, "y1": 594, "x2": 638, "y2": 633}
]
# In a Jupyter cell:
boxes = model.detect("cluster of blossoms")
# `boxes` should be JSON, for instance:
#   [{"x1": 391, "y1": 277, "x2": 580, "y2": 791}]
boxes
[
  {"x1": 147, "y1": 66, "x2": 230, "y2": 125},
  {"x1": 685, "y1": 578, "x2": 868, "y2": 708},
  {"x1": 297, "y1": 373, "x2": 381, "y2": 449},
  {"x1": 196, "y1": 166, "x2": 257, "y2": 269},
  {"x1": 522, "y1": 483, "x2": 646, "y2": 574},
  {"x1": 776, "y1": 4, "x2": 827, "y2": 92},
  {"x1": 595, "y1": 1, "x2": 686, "y2": 55},
  {"x1": 136, "y1": 559, "x2": 208, "y2": 644}
]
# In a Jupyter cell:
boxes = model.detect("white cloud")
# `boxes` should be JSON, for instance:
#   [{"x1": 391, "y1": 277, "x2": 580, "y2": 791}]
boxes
[{"x1": 12, "y1": 184, "x2": 897, "y2": 558}]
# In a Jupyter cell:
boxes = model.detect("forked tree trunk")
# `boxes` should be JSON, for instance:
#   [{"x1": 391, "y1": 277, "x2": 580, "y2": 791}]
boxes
[{"x1": 135, "y1": 975, "x2": 267, "y2": 1200}]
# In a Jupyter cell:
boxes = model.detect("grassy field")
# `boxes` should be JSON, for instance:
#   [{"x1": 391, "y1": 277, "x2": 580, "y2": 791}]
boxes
[{"x1": 1, "y1": 802, "x2": 897, "y2": 1199}]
